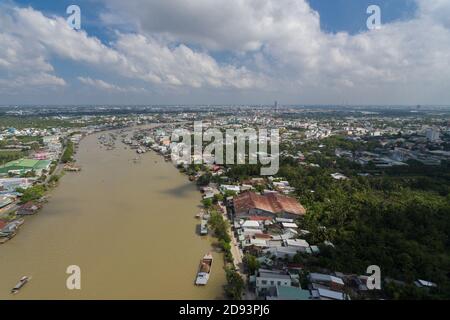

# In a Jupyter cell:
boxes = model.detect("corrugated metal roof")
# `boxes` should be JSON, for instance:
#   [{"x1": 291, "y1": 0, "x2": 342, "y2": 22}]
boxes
[
  {"x1": 317, "y1": 288, "x2": 345, "y2": 300},
  {"x1": 234, "y1": 191, "x2": 306, "y2": 216}
]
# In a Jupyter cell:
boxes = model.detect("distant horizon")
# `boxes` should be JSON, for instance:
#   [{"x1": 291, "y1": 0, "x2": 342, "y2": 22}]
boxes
[{"x1": 2, "y1": 104, "x2": 450, "y2": 109}]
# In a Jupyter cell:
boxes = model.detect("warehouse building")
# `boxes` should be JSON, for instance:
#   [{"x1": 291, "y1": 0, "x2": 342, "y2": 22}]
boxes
[{"x1": 0, "y1": 159, "x2": 52, "y2": 177}]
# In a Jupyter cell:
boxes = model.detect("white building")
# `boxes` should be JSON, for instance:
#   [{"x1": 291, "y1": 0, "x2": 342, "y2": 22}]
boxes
[
  {"x1": 284, "y1": 239, "x2": 310, "y2": 252},
  {"x1": 255, "y1": 270, "x2": 292, "y2": 294},
  {"x1": 220, "y1": 185, "x2": 241, "y2": 194}
]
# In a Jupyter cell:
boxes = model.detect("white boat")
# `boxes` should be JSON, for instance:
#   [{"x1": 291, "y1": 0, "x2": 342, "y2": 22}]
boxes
[
  {"x1": 195, "y1": 253, "x2": 213, "y2": 285},
  {"x1": 11, "y1": 276, "x2": 31, "y2": 294},
  {"x1": 200, "y1": 220, "x2": 208, "y2": 235}
]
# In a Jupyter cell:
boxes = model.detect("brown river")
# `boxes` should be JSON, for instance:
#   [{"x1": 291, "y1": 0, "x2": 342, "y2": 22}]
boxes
[{"x1": 0, "y1": 129, "x2": 226, "y2": 299}]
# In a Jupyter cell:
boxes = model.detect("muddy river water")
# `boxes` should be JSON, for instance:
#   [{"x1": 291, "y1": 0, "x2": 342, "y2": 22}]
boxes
[{"x1": 0, "y1": 129, "x2": 226, "y2": 299}]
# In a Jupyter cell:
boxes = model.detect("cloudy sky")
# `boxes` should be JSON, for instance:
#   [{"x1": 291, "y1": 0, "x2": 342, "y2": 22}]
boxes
[{"x1": 0, "y1": 0, "x2": 449, "y2": 105}]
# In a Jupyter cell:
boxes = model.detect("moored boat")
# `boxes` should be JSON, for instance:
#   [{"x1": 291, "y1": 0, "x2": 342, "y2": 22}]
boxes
[
  {"x1": 11, "y1": 276, "x2": 31, "y2": 294},
  {"x1": 200, "y1": 220, "x2": 208, "y2": 235},
  {"x1": 195, "y1": 253, "x2": 213, "y2": 285}
]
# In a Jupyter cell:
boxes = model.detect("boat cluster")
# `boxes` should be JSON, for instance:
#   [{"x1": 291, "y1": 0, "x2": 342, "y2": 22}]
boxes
[
  {"x1": 194, "y1": 211, "x2": 214, "y2": 285},
  {"x1": 98, "y1": 133, "x2": 117, "y2": 150}
]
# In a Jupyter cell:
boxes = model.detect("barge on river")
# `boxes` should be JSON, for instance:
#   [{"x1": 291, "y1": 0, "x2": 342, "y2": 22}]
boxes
[{"x1": 195, "y1": 253, "x2": 213, "y2": 286}]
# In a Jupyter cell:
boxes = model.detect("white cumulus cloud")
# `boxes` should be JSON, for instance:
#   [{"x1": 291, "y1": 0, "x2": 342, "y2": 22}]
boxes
[
  {"x1": 77, "y1": 76, "x2": 146, "y2": 93},
  {"x1": 1, "y1": 0, "x2": 450, "y2": 104},
  {"x1": 0, "y1": 5, "x2": 265, "y2": 94},
  {"x1": 99, "y1": 0, "x2": 450, "y2": 104}
]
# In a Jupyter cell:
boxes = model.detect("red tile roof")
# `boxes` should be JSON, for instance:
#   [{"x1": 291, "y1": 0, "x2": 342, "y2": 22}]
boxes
[{"x1": 234, "y1": 191, "x2": 306, "y2": 216}]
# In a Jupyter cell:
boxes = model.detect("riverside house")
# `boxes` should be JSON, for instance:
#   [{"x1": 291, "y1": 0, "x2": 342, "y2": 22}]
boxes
[{"x1": 17, "y1": 201, "x2": 41, "y2": 216}]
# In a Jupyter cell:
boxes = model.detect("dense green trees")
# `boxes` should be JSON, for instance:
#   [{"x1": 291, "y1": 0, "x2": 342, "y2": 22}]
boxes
[
  {"x1": 224, "y1": 266, "x2": 245, "y2": 300},
  {"x1": 209, "y1": 210, "x2": 233, "y2": 263},
  {"x1": 196, "y1": 172, "x2": 212, "y2": 186},
  {"x1": 244, "y1": 254, "x2": 260, "y2": 275},
  {"x1": 209, "y1": 210, "x2": 231, "y2": 243},
  {"x1": 0, "y1": 116, "x2": 75, "y2": 130},
  {"x1": 278, "y1": 158, "x2": 450, "y2": 299},
  {"x1": 16, "y1": 185, "x2": 46, "y2": 203},
  {"x1": 309, "y1": 189, "x2": 450, "y2": 278},
  {"x1": 0, "y1": 151, "x2": 26, "y2": 164},
  {"x1": 213, "y1": 193, "x2": 224, "y2": 203},
  {"x1": 61, "y1": 141, "x2": 74, "y2": 163},
  {"x1": 226, "y1": 164, "x2": 262, "y2": 181},
  {"x1": 201, "y1": 198, "x2": 213, "y2": 208}
]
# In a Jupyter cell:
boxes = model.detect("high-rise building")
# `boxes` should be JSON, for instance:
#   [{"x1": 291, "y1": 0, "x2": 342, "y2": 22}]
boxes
[{"x1": 426, "y1": 127, "x2": 440, "y2": 142}]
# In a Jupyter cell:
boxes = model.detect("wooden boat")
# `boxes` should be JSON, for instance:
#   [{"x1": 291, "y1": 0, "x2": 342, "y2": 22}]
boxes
[
  {"x1": 64, "y1": 164, "x2": 81, "y2": 172},
  {"x1": 195, "y1": 253, "x2": 213, "y2": 285},
  {"x1": 11, "y1": 276, "x2": 31, "y2": 294}
]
